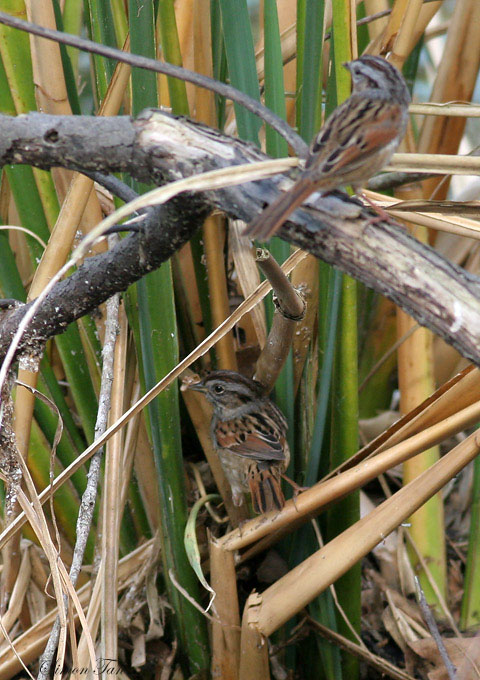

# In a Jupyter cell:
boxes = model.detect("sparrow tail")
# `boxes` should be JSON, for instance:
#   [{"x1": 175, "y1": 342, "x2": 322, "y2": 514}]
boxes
[
  {"x1": 249, "y1": 463, "x2": 285, "y2": 514},
  {"x1": 243, "y1": 176, "x2": 316, "y2": 240}
]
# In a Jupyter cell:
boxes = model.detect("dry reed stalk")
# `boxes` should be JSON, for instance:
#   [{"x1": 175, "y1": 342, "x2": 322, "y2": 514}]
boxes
[
  {"x1": 373, "y1": 0, "x2": 441, "y2": 56},
  {"x1": 239, "y1": 593, "x2": 270, "y2": 680},
  {"x1": 247, "y1": 429, "x2": 480, "y2": 637},
  {"x1": 210, "y1": 535, "x2": 241, "y2": 680},
  {"x1": 203, "y1": 215, "x2": 239, "y2": 371},
  {"x1": 386, "y1": 207, "x2": 480, "y2": 240},
  {"x1": 389, "y1": 152, "x2": 480, "y2": 174},
  {"x1": 388, "y1": 0, "x2": 425, "y2": 70},
  {"x1": 395, "y1": 178, "x2": 446, "y2": 600},
  {"x1": 132, "y1": 418, "x2": 162, "y2": 532},
  {"x1": 363, "y1": 0, "x2": 390, "y2": 40},
  {"x1": 100, "y1": 300, "x2": 127, "y2": 663},
  {"x1": 193, "y1": 0, "x2": 238, "y2": 370},
  {"x1": 9, "y1": 173, "x2": 100, "y2": 609},
  {"x1": 229, "y1": 221, "x2": 267, "y2": 348},
  {"x1": 410, "y1": 103, "x2": 480, "y2": 117},
  {"x1": 9, "y1": 44, "x2": 134, "y2": 603},
  {"x1": 291, "y1": 257, "x2": 318, "y2": 392},
  {"x1": 0, "y1": 545, "x2": 31, "y2": 635},
  {"x1": 26, "y1": 0, "x2": 73, "y2": 201},
  {"x1": 417, "y1": 0, "x2": 480, "y2": 200}
]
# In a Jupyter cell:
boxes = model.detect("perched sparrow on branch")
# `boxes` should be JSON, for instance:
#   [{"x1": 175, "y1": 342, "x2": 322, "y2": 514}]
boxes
[
  {"x1": 188, "y1": 370, "x2": 290, "y2": 514},
  {"x1": 243, "y1": 55, "x2": 410, "y2": 240}
]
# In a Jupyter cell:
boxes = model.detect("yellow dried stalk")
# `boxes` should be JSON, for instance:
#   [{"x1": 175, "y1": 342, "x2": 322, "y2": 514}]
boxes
[
  {"x1": 210, "y1": 536, "x2": 241, "y2": 680},
  {"x1": 418, "y1": 0, "x2": 480, "y2": 199},
  {"x1": 239, "y1": 593, "x2": 270, "y2": 680},
  {"x1": 101, "y1": 303, "x2": 128, "y2": 663}
]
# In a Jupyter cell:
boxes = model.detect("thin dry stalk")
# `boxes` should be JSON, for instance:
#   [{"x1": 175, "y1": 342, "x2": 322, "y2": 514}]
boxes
[
  {"x1": 389, "y1": 152, "x2": 480, "y2": 174},
  {"x1": 229, "y1": 221, "x2": 267, "y2": 348},
  {"x1": 410, "y1": 103, "x2": 480, "y2": 117},
  {"x1": 0, "y1": 545, "x2": 31, "y2": 635},
  {"x1": 203, "y1": 215, "x2": 238, "y2": 371},
  {"x1": 209, "y1": 535, "x2": 241, "y2": 680},
  {"x1": 100, "y1": 300, "x2": 127, "y2": 663}
]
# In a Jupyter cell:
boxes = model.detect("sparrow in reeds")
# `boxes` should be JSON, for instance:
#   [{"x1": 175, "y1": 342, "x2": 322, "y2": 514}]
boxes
[
  {"x1": 188, "y1": 370, "x2": 290, "y2": 514},
  {"x1": 243, "y1": 55, "x2": 410, "y2": 240}
]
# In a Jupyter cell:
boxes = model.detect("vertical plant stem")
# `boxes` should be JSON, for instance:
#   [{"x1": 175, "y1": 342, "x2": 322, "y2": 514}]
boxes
[
  {"x1": 460, "y1": 454, "x2": 480, "y2": 629},
  {"x1": 327, "y1": 5, "x2": 360, "y2": 679}
]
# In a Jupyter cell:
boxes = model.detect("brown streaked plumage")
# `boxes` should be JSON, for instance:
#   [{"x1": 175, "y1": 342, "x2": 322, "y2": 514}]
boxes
[
  {"x1": 188, "y1": 370, "x2": 290, "y2": 514},
  {"x1": 243, "y1": 55, "x2": 410, "y2": 240}
]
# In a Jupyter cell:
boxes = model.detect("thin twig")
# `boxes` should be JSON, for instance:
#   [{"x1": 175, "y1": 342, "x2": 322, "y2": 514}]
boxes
[
  {"x1": 414, "y1": 577, "x2": 456, "y2": 680},
  {"x1": 37, "y1": 284, "x2": 121, "y2": 680}
]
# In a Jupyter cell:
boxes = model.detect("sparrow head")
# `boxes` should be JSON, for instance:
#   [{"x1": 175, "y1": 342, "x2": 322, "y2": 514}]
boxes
[
  {"x1": 344, "y1": 55, "x2": 411, "y2": 106},
  {"x1": 188, "y1": 370, "x2": 264, "y2": 417}
]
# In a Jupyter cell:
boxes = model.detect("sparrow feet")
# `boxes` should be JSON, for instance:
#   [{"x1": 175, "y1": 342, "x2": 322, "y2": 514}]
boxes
[{"x1": 281, "y1": 473, "x2": 308, "y2": 512}]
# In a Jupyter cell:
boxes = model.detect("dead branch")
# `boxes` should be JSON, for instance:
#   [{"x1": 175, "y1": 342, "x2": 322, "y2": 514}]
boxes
[{"x1": 0, "y1": 110, "x2": 479, "y2": 367}]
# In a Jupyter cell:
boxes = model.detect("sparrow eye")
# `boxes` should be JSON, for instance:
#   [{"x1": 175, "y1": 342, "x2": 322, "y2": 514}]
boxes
[{"x1": 213, "y1": 384, "x2": 225, "y2": 395}]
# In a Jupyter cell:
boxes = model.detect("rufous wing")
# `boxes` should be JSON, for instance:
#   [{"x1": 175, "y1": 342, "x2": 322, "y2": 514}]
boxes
[{"x1": 214, "y1": 417, "x2": 286, "y2": 461}]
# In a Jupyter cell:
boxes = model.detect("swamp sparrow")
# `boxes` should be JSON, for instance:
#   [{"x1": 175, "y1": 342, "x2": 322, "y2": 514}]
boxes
[
  {"x1": 243, "y1": 55, "x2": 410, "y2": 240},
  {"x1": 188, "y1": 370, "x2": 290, "y2": 514}
]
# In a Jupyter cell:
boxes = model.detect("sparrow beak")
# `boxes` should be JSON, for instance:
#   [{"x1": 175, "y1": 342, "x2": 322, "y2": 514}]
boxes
[{"x1": 188, "y1": 381, "x2": 206, "y2": 393}]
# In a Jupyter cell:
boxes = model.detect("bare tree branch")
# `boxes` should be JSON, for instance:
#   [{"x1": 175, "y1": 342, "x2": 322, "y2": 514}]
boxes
[{"x1": 0, "y1": 110, "x2": 479, "y2": 368}]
